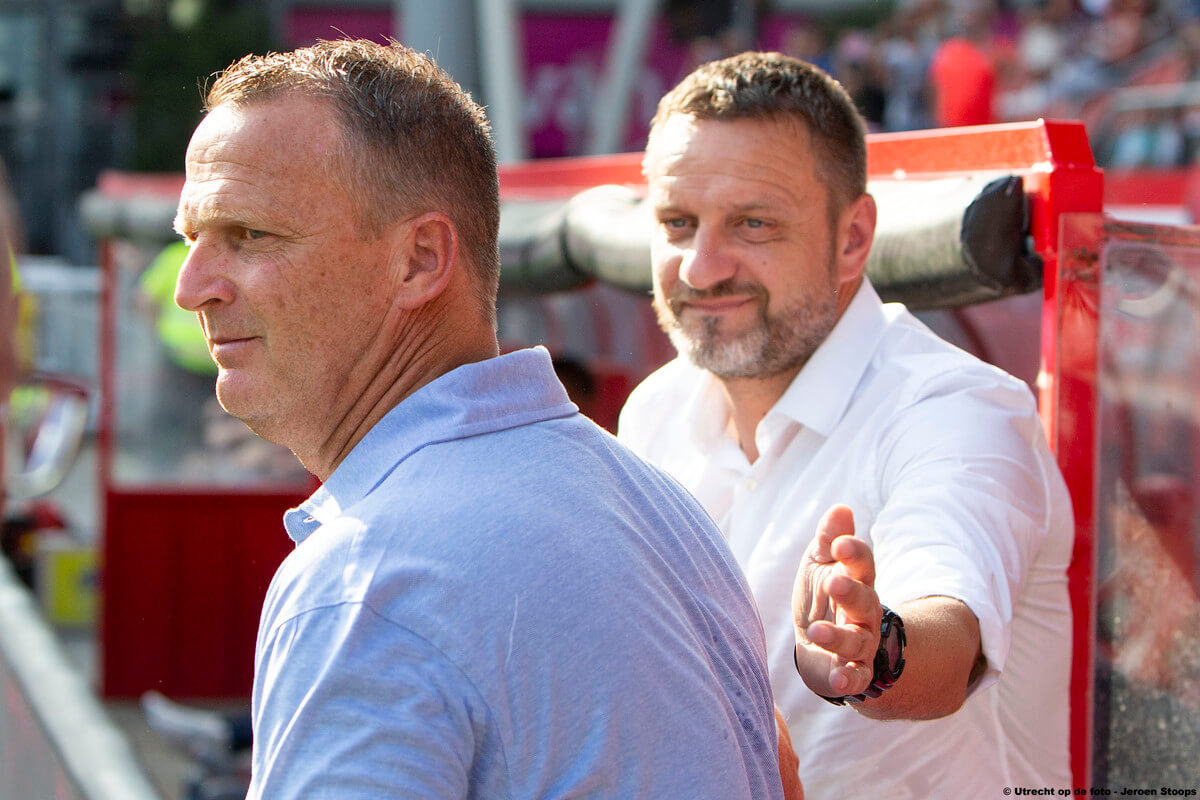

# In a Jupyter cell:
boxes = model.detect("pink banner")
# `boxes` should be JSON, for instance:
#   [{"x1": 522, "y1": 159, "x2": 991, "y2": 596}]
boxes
[{"x1": 286, "y1": 8, "x2": 805, "y2": 158}]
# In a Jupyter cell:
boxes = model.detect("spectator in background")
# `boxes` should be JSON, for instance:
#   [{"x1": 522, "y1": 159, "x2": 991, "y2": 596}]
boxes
[
  {"x1": 666, "y1": 0, "x2": 767, "y2": 71},
  {"x1": 141, "y1": 240, "x2": 219, "y2": 380},
  {"x1": 833, "y1": 29, "x2": 887, "y2": 130},
  {"x1": 780, "y1": 20, "x2": 833, "y2": 76},
  {"x1": 878, "y1": 5, "x2": 934, "y2": 131},
  {"x1": 929, "y1": 0, "x2": 999, "y2": 127},
  {"x1": 137, "y1": 240, "x2": 218, "y2": 457},
  {"x1": 999, "y1": 7, "x2": 1066, "y2": 121},
  {"x1": 136, "y1": 241, "x2": 306, "y2": 482},
  {"x1": 1108, "y1": 108, "x2": 1160, "y2": 165}
]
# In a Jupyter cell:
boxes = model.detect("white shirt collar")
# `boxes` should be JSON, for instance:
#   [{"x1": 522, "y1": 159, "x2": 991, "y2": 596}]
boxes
[
  {"x1": 770, "y1": 278, "x2": 891, "y2": 438},
  {"x1": 682, "y1": 278, "x2": 893, "y2": 454}
]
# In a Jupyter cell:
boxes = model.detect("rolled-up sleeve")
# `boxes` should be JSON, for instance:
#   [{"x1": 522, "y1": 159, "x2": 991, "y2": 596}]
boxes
[{"x1": 868, "y1": 376, "x2": 1060, "y2": 693}]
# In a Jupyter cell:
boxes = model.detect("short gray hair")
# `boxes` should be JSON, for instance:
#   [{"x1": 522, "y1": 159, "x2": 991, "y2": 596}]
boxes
[{"x1": 207, "y1": 39, "x2": 500, "y2": 319}]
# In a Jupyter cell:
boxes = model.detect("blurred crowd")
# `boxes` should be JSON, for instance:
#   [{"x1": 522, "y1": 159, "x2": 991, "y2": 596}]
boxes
[{"x1": 680, "y1": 0, "x2": 1200, "y2": 169}]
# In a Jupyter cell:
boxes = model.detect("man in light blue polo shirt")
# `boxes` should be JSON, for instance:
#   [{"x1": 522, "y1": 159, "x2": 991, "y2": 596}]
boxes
[{"x1": 172, "y1": 40, "x2": 784, "y2": 799}]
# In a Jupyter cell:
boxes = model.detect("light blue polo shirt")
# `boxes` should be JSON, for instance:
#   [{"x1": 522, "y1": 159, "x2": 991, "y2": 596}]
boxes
[{"x1": 249, "y1": 347, "x2": 783, "y2": 799}]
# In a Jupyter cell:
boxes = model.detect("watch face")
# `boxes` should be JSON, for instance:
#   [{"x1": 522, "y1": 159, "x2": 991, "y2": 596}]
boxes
[
  {"x1": 879, "y1": 610, "x2": 906, "y2": 680},
  {"x1": 884, "y1": 628, "x2": 903, "y2": 673}
]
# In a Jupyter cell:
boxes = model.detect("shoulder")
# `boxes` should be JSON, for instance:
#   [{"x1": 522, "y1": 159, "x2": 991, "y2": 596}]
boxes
[
  {"x1": 871, "y1": 309, "x2": 1037, "y2": 414},
  {"x1": 863, "y1": 311, "x2": 1069, "y2": 527},
  {"x1": 341, "y1": 412, "x2": 747, "y2": 630},
  {"x1": 849, "y1": 311, "x2": 1059, "y2": 503}
]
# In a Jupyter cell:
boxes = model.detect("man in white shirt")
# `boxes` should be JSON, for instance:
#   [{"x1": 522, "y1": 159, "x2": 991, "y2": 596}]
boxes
[{"x1": 618, "y1": 51, "x2": 1074, "y2": 797}]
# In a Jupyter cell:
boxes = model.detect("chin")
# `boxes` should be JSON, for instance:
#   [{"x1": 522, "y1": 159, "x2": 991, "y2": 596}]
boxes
[
  {"x1": 670, "y1": 329, "x2": 765, "y2": 378},
  {"x1": 215, "y1": 375, "x2": 269, "y2": 429}
]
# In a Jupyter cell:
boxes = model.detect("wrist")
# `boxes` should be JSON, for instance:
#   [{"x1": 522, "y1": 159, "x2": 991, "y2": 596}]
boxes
[{"x1": 817, "y1": 606, "x2": 906, "y2": 706}]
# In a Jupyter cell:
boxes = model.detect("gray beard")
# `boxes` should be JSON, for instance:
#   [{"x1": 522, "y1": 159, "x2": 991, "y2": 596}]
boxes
[{"x1": 653, "y1": 277, "x2": 840, "y2": 380}]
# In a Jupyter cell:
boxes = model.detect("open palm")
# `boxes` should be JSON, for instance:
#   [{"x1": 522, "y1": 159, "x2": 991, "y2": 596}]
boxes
[{"x1": 791, "y1": 505, "x2": 882, "y2": 698}]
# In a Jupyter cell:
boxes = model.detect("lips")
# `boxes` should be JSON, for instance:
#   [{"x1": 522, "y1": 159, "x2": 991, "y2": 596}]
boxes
[
  {"x1": 680, "y1": 296, "x2": 754, "y2": 314},
  {"x1": 208, "y1": 335, "x2": 259, "y2": 364}
]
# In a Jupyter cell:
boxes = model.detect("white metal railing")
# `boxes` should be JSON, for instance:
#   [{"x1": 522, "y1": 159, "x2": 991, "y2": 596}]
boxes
[{"x1": 0, "y1": 555, "x2": 160, "y2": 800}]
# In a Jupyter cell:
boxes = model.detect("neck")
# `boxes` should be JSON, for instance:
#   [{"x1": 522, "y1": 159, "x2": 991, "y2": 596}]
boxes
[
  {"x1": 717, "y1": 276, "x2": 862, "y2": 463},
  {"x1": 300, "y1": 300, "x2": 498, "y2": 481},
  {"x1": 718, "y1": 366, "x2": 800, "y2": 464}
]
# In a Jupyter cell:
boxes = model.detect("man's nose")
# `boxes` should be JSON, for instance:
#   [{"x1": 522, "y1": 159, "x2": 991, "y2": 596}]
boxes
[
  {"x1": 174, "y1": 239, "x2": 233, "y2": 312},
  {"x1": 678, "y1": 225, "x2": 736, "y2": 291}
]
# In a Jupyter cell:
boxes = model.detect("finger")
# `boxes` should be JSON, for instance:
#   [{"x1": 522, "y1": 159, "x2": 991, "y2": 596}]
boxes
[
  {"x1": 827, "y1": 660, "x2": 874, "y2": 696},
  {"x1": 829, "y1": 533, "x2": 875, "y2": 587},
  {"x1": 793, "y1": 505, "x2": 859, "y2": 632},
  {"x1": 806, "y1": 618, "x2": 878, "y2": 665},
  {"x1": 825, "y1": 572, "x2": 881, "y2": 630},
  {"x1": 808, "y1": 504, "x2": 856, "y2": 563}
]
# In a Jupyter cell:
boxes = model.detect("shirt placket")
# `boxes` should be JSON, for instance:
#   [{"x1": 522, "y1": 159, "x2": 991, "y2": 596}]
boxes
[{"x1": 724, "y1": 414, "x2": 799, "y2": 566}]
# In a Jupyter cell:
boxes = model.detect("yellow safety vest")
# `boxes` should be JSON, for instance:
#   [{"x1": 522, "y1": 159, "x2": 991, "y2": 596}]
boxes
[
  {"x1": 6, "y1": 244, "x2": 34, "y2": 372},
  {"x1": 140, "y1": 241, "x2": 217, "y2": 376}
]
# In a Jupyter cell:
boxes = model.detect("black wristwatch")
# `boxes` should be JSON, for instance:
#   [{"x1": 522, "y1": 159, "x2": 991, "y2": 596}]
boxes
[{"x1": 818, "y1": 606, "x2": 906, "y2": 706}]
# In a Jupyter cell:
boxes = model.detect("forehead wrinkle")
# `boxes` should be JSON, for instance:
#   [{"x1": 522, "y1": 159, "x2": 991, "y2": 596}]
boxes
[
  {"x1": 177, "y1": 169, "x2": 313, "y2": 239},
  {"x1": 178, "y1": 99, "x2": 356, "y2": 243},
  {"x1": 647, "y1": 115, "x2": 818, "y2": 189},
  {"x1": 651, "y1": 172, "x2": 799, "y2": 215},
  {"x1": 176, "y1": 188, "x2": 265, "y2": 233}
]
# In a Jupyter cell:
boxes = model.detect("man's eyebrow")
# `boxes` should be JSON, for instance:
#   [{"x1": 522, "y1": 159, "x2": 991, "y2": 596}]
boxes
[
  {"x1": 726, "y1": 200, "x2": 775, "y2": 214},
  {"x1": 172, "y1": 202, "x2": 273, "y2": 237},
  {"x1": 651, "y1": 201, "x2": 688, "y2": 215},
  {"x1": 651, "y1": 199, "x2": 775, "y2": 216}
]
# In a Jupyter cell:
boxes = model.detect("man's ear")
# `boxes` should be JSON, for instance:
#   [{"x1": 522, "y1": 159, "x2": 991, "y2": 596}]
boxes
[
  {"x1": 390, "y1": 211, "x2": 459, "y2": 309},
  {"x1": 834, "y1": 193, "x2": 877, "y2": 288}
]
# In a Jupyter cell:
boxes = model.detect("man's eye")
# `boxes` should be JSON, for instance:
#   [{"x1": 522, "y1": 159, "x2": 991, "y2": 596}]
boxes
[
  {"x1": 243, "y1": 228, "x2": 269, "y2": 241},
  {"x1": 663, "y1": 218, "x2": 691, "y2": 230},
  {"x1": 744, "y1": 218, "x2": 765, "y2": 229}
]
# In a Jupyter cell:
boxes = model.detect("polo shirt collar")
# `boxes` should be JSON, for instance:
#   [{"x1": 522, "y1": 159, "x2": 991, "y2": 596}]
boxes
[{"x1": 284, "y1": 346, "x2": 575, "y2": 544}]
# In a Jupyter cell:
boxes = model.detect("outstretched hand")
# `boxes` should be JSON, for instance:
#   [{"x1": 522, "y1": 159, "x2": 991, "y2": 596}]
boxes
[{"x1": 791, "y1": 504, "x2": 882, "y2": 699}]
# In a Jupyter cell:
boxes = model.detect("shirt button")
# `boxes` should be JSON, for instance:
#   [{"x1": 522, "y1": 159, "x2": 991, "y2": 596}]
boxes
[{"x1": 741, "y1": 478, "x2": 758, "y2": 492}]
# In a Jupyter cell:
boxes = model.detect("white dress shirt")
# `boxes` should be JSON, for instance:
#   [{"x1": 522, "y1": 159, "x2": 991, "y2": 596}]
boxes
[{"x1": 619, "y1": 279, "x2": 1073, "y2": 798}]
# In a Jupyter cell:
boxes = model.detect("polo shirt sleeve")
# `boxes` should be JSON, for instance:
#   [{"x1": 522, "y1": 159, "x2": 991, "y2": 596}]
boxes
[
  {"x1": 867, "y1": 375, "x2": 1062, "y2": 695},
  {"x1": 249, "y1": 601, "x2": 496, "y2": 800}
]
